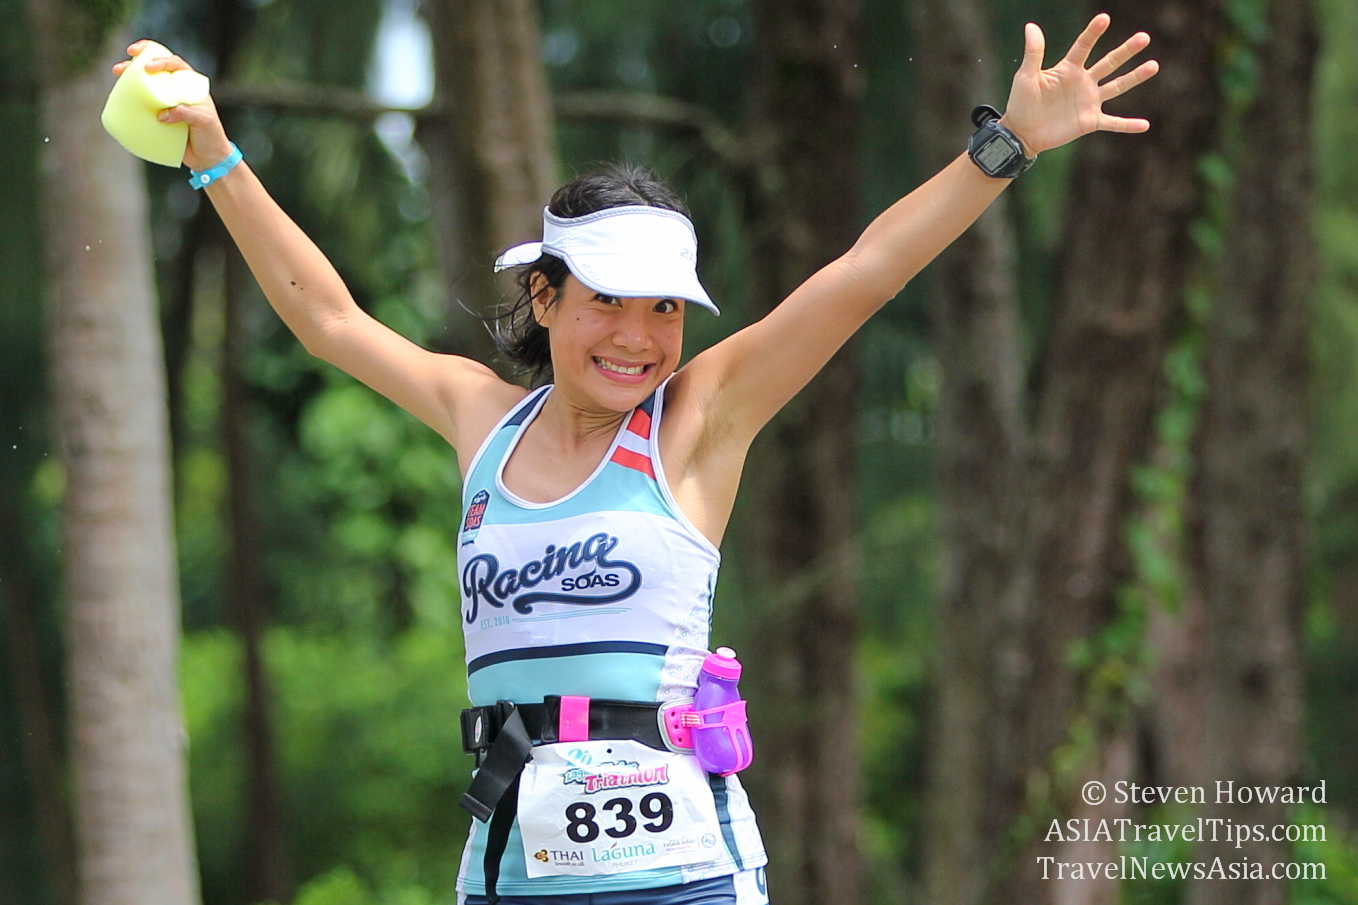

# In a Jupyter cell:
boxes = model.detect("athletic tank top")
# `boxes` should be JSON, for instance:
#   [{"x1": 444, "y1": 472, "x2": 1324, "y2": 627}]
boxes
[{"x1": 455, "y1": 377, "x2": 766, "y2": 897}]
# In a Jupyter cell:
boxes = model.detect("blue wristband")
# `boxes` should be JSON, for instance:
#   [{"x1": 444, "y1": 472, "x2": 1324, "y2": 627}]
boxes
[{"x1": 188, "y1": 142, "x2": 243, "y2": 189}]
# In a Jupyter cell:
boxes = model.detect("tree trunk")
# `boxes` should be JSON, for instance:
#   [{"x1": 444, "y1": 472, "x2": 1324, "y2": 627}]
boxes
[
  {"x1": 419, "y1": 0, "x2": 558, "y2": 361},
  {"x1": 161, "y1": 0, "x2": 253, "y2": 460},
  {"x1": 223, "y1": 241, "x2": 292, "y2": 905},
  {"x1": 0, "y1": 496, "x2": 77, "y2": 905},
  {"x1": 909, "y1": 2, "x2": 1024, "y2": 903},
  {"x1": 737, "y1": 3, "x2": 864, "y2": 904},
  {"x1": 918, "y1": 0, "x2": 1226, "y2": 901},
  {"x1": 1182, "y1": 1, "x2": 1317, "y2": 902},
  {"x1": 28, "y1": 14, "x2": 202, "y2": 905}
]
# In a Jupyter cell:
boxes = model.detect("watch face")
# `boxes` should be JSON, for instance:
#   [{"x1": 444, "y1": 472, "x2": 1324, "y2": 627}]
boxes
[{"x1": 975, "y1": 134, "x2": 1017, "y2": 173}]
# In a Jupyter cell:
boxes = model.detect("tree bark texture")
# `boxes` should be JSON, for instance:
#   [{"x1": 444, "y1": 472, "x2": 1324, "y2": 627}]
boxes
[
  {"x1": 737, "y1": 3, "x2": 864, "y2": 905},
  {"x1": 908, "y1": 1, "x2": 1024, "y2": 902},
  {"x1": 917, "y1": 0, "x2": 1225, "y2": 901},
  {"x1": 29, "y1": 15, "x2": 202, "y2": 905},
  {"x1": 1182, "y1": 1, "x2": 1317, "y2": 902},
  {"x1": 419, "y1": 0, "x2": 558, "y2": 361}
]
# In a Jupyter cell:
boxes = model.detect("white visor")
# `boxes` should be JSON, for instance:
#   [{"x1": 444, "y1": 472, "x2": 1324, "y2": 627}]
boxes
[{"x1": 494, "y1": 205, "x2": 719, "y2": 315}]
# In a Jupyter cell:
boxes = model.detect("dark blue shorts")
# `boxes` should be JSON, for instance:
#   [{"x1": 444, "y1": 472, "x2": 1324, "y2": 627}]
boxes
[{"x1": 462, "y1": 875, "x2": 737, "y2": 905}]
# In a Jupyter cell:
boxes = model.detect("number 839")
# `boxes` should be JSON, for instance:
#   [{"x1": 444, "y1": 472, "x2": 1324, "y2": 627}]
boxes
[{"x1": 565, "y1": 792, "x2": 674, "y2": 843}]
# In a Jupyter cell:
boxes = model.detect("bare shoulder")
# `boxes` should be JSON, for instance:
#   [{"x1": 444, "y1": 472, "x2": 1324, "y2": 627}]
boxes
[{"x1": 437, "y1": 357, "x2": 531, "y2": 474}]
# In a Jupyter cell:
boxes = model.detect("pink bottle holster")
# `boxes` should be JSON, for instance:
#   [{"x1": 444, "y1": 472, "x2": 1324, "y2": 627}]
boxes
[{"x1": 659, "y1": 699, "x2": 754, "y2": 774}]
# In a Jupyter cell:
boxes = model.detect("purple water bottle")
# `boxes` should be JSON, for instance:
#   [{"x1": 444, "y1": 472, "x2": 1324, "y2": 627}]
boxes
[{"x1": 691, "y1": 647, "x2": 754, "y2": 776}]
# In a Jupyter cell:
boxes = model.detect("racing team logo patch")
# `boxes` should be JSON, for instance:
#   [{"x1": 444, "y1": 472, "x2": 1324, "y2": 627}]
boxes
[{"x1": 461, "y1": 489, "x2": 489, "y2": 546}]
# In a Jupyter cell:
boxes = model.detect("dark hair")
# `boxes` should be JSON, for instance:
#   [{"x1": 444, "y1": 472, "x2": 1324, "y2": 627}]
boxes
[{"x1": 493, "y1": 163, "x2": 690, "y2": 386}]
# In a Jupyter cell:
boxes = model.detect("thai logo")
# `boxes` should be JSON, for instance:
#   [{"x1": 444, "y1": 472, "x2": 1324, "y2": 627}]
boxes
[
  {"x1": 562, "y1": 760, "x2": 670, "y2": 795},
  {"x1": 460, "y1": 489, "x2": 489, "y2": 547},
  {"x1": 461, "y1": 532, "x2": 642, "y2": 623}
]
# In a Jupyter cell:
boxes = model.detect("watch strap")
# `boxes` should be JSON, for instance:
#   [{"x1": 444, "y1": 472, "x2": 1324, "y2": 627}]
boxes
[{"x1": 967, "y1": 105, "x2": 1035, "y2": 179}]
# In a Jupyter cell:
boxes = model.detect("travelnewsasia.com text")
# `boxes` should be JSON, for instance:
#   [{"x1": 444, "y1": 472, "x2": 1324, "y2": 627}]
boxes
[{"x1": 1037, "y1": 855, "x2": 1325, "y2": 882}]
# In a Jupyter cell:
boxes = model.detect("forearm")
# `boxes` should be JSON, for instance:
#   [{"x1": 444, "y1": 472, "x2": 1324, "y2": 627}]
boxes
[
  {"x1": 203, "y1": 162, "x2": 361, "y2": 355},
  {"x1": 843, "y1": 154, "x2": 1008, "y2": 301}
]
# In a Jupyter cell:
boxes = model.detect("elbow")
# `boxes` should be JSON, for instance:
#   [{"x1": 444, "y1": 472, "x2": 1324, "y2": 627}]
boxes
[
  {"x1": 836, "y1": 248, "x2": 912, "y2": 308},
  {"x1": 294, "y1": 310, "x2": 353, "y2": 363}
]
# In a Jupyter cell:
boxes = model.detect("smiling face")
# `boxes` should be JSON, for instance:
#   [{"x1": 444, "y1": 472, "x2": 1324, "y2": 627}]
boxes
[{"x1": 534, "y1": 274, "x2": 685, "y2": 412}]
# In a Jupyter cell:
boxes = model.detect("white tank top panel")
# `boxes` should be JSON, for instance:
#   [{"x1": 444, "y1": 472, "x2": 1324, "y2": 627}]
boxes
[{"x1": 455, "y1": 377, "x2": 766, "y2": 897}]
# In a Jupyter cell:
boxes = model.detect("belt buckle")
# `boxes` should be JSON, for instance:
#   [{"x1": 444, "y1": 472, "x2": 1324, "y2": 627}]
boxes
[
  {"x1": 658, "y1": 699, "x2": 697, "y2": 753},
  {"x1": 460, "y1": 707, "x2": 491, "y2": 755}
]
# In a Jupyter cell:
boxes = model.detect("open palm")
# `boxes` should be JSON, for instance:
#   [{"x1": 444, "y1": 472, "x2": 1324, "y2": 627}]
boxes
[{"x1": 1001, "y1": 13, "x2": 1159, "y2": 156}]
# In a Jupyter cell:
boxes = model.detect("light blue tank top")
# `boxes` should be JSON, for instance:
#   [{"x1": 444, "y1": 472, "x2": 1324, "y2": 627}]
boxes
[{"x1": 455, "y1": 378, "x2": 766, "y2": 896}]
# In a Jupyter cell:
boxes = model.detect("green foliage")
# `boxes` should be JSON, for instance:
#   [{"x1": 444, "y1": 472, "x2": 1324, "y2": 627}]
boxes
[
  {"x1": 292, "y1": 868, "x2": 370, "y2": 905},
  {"x1": 1310, "y1": 0, "x2": 1358, "y2": 839},
  {"x1": 286, "y1": 864, "x2": 441, "y2": 905},
  {"x1": 236, "y1": 0, "x2": 384, "y2": 89},
  {"x1": 284, "y1": 376, "x2": 463, "y2": 632},
  {"x1": 56, "y1": 0, "x2": 141, "y2": 72},
  {"x1": 1117, "y1": 806, "x2": 1197, "y2": 905},
  {"x1": 1292, "y1": 806, "x2": 1358, "y2": 904},
  {"x1": 181, "y1": 627, "x2": 471, "y2": 902}
]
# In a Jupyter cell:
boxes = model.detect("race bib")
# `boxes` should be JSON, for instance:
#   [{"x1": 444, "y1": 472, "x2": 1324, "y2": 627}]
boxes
[{"x1": 517, "y1": 740, "x2": 724, "y2": 878}]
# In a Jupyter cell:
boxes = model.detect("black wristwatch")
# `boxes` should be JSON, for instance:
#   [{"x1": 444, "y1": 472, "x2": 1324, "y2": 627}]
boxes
[{"x1": 967, "y1": 105, "x2": 1035, "y2": 179}]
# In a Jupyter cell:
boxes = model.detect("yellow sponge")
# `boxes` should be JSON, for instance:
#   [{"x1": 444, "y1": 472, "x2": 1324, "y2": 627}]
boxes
[{"x1": 101, "y1": 41, "x2": 210, "y2": 167}]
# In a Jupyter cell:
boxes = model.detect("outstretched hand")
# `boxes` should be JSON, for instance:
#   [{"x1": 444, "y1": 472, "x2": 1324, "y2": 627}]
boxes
[
  {"x1": 1000, "y1": 13, "x2": 1158, "y2": 157},
  {"x1": 112, "y1": 41, "x2": 234, "y2": 172}
]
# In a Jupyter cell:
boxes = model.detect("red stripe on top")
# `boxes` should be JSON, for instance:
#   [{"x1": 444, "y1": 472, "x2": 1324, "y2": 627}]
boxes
[
  {"x1": 610, "y1": 446, "x2": 655, "y2": 479},
  {"x1": 626, "y1": 407, "x2": 652, "y2": 439}
]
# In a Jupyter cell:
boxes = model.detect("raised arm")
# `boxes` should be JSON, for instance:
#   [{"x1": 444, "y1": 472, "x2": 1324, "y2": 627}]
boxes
[
  {"x1": 114, "y1": 43, "x2": 522, "y2": 458},
  {"x1": 681, "y1": 14, "x2": 1157, "y2": 447}
]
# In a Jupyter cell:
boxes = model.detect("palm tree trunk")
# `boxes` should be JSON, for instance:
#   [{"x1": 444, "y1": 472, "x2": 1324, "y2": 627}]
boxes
[{"x1": 29, "y1": 17, "x2": 201, "y2": 905}]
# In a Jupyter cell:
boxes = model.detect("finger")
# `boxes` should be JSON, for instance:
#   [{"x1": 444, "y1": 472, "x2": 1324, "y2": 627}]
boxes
[
  {"x1": 1088, "y1": 31, "x2": 1151, "y2": 82},
  {"x1": 1063, "y1": 12, "x2": 1111, "y2": 68},
  {"x1": 112, "y1": 60, "x2": 129, "y2": 75},
  {"x1": 141, "y1": 54, "x2": 192, "y2": 74},
  {"x1": 1098, "y1": 113, "x2": 1151, "y2": 134},
  {"x1": 1020, "y1": 22, "x2": 1046, "y2": 77},
  {"x1": 1097, "y1": 59, "x2": 1160, "y2": 102},
  {"x1": 126, "y1": 40, "x2": 147, "y2": 56},
  {"x1": 157, "y1": 103, "x2": 195, "y2": 125},
  {"x1": 158, "y1": 97, "x2": 220, "y2": 126}
]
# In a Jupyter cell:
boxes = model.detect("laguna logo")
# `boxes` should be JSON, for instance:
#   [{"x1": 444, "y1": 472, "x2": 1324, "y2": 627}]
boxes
[{"x1": 462, "y1": 532, "x2": 642, "y2": 623}]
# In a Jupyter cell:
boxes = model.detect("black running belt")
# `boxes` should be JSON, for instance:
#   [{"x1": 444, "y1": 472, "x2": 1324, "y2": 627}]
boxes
[{"x1": 460, "y1": 697, "x2": 669, "y2": 759}]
